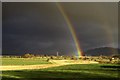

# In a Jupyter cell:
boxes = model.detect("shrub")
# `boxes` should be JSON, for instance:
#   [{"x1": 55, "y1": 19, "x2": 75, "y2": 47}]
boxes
[{"x1": 23, "y1": 53, "x2": 34, "y2": 58}]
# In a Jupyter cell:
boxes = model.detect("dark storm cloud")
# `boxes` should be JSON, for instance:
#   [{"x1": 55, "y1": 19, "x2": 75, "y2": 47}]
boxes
[
  {"x1": 0, "y1": 2, "x2": 1, "y2": 55},
  {"x1": 60, "y1": 3, "x2": 118, "y2": 49},
  {"x1": 2, "y1": 2, "x2": 118, "y2": 55}
]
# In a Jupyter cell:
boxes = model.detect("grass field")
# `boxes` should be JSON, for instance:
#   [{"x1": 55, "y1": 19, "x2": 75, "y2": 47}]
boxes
[
  {"x1": 1, "y1": 64, "x2": 120, "y2": 79},
  {"x1": 2, "y1": 58, "x2": 51, "y2": 65},
  {"x1": 1, "y1": 57, "x2": 120, "y2": 79}
]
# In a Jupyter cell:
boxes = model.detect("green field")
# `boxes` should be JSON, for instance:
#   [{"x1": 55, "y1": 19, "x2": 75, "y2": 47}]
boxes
[
  {"x1": 2, "y1": 58, "x2": 51, "y2": 65},
  {"x1": 1, "y1": 58, "x2": 120, "y2": 79},
  {"x1": 1, "y1": 64, "x2": 119, "y2": 79}
]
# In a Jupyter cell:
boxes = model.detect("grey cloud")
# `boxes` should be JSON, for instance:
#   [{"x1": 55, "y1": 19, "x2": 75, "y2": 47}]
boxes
[{"x1": 2, "y1": 2, "x2": 118, "y2": 55}]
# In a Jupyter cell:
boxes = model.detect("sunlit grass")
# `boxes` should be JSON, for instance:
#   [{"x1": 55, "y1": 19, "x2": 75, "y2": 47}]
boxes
[
  {"x1": 0, "y1": 74, "x2": 22, "y2": 79},
  {"x1": 2, "y1": 64, "x2": 119, "y2": 78},
  {"x1": 2, "y1": 58, "x2": 51, "y2": 65}
]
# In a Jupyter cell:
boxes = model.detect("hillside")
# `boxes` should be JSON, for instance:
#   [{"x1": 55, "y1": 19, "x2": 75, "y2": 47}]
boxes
[{"x1": 84, "y1": 47, "x2": 120, "y2": 56}]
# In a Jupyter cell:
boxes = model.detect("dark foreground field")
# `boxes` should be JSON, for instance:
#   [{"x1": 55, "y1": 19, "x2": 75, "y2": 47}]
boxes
[{"x1": 1, "y1": 64, "x2": 120, "y2": 80}]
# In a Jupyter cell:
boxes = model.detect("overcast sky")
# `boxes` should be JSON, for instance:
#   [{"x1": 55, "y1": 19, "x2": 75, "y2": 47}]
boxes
[{"x1": 2, "y1": 2, "x2": 118, "y2": 55}]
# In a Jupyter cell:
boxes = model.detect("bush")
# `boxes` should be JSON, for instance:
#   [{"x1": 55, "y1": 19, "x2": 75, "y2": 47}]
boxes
[{"x1": 23, "y1": 53, "x2": 34, "y2": 58}]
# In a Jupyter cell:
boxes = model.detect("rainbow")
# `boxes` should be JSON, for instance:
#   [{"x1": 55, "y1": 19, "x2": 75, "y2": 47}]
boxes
[
  {"x1": 56, "y1": 3, "x2": 83, "y2": 57},
  {"x1": 56, "y1": 3, "x2": 118, "y2": 56}
]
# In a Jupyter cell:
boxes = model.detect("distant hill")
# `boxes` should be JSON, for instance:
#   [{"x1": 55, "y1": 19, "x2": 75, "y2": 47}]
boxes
[{"x1": 84, "y1": 47, "x2": 120, "y2": 56}]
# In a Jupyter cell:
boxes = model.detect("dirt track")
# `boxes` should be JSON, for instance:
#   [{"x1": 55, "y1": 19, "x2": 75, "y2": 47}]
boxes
[{"x1": 0, "y1": 60, "x2": 98, "y2": 71}]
